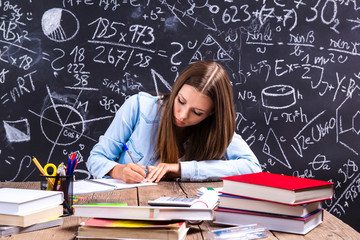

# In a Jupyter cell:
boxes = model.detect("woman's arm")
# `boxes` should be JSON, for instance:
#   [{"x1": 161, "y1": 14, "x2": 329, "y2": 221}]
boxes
[
  {"x1": 86, "y1": 94, "x2": 141, "y2": 179},
  {"x1": 180, "y1": 133, "x2": 261, "y2": 181}
]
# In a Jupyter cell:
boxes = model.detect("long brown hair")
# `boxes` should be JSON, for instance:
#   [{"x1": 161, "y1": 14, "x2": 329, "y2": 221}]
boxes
[{"x1": 155, "y1": 60, "x2": 235, "y2": 163}]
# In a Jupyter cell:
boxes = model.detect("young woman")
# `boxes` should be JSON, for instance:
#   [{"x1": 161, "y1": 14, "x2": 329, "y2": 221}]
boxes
[{"x1": 86, "y1": 60, "x2": 261, "y2": 183}]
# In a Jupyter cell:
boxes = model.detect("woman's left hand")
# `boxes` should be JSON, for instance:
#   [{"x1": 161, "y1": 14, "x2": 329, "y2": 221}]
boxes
[{"x1": 146, "y1": 163, "x2": 181, "y2": 183}]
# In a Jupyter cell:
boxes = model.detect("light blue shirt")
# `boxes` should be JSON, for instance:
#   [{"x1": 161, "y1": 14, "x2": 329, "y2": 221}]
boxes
[{"x1": 86, "y1": 92, "x2": 261, "y2": 181}]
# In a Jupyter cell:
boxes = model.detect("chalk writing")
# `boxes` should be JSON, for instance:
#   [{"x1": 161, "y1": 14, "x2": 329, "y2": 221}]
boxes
[{"x1": 0, "y1": 0, "x2": 359, "y2": 231}]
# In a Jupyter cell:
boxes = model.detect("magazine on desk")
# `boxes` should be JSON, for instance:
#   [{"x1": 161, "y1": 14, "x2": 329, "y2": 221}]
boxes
[{"x1": 73, "y1": 178, "x2": 157, "y2": 195}]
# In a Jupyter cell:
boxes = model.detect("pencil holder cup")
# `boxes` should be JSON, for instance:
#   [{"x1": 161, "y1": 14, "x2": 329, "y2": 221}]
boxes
[{"x1": 40, "y1": 174, "x2": 74, "y2": 216}]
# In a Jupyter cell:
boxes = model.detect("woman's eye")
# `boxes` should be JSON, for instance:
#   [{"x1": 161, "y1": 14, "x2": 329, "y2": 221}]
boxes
[
  {"x1": 193, "y1": 110, "x2": 202, "y2": 116},
  {"x1": 178, "y1": 98, "x2": 185, "y2": 105}
]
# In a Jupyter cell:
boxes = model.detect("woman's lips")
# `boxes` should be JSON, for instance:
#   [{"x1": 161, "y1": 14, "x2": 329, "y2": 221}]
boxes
[{"x1": 175, "y1": 118, "x2": 185, "y2": 125}]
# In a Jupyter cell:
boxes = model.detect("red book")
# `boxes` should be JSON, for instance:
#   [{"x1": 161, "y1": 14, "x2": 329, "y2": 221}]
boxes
[{"x1": 220, "y1": 172, "x2": 334, "y2": 205}]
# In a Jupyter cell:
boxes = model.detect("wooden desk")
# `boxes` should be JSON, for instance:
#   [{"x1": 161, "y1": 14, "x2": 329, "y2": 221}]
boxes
[{"x1": 1, "y1": 181, "x2": 359, "y2": 240}]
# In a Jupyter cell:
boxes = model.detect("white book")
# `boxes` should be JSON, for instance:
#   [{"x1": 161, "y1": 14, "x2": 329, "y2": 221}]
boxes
[
  {"x1": 214, "y1": 208, "x2": 323, "y2": 235},
  {"x1": 0, "y1": 188, "x2": 63, "y2": 215},
  {"x1": 0, "y1": 205, "x2": 63, "y2": 227},
  {"x1": 218, "y1": 194, "x2": 322, "y2": 217},
  {"x1": 73, "y1": 204, "x2": 214, "y2": 221}
]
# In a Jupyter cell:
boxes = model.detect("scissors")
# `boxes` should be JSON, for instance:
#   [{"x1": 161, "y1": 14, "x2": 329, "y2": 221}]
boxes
[
  {"x1": 43, "y1": 163, "x2": 58, "y2": 177},
  {"x1": 44, "y1": 163, "x2": 67, "y2": 175},
  {"x1": 44, "y1": 163, "x2": 66, "y2": 190}
]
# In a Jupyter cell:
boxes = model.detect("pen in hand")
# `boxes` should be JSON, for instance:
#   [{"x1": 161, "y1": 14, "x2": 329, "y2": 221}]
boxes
[
  {"x1": 122, "y1": 142, "x2": 136, "y2": 164},
  {"x1": 122, "y1": 142, "x2": 147, "y2": 182}
]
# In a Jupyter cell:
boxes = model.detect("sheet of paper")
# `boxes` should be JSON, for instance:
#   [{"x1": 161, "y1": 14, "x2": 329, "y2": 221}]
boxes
[
  {"x1": 73, "y1": 180, "x2": 114, "y2": 195},
  {"x1": 73, "y1": 178, "x2": 156, "y2": 195},
  {"x1": 91, "y1": 178, "x2": 157, "y2": 189}
]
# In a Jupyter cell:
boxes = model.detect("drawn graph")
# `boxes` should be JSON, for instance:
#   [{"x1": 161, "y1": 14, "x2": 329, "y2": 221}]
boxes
[
  {"x1": 3, "y1": 119, "x2": 31, "y2": 143},
  {"x1": 29, "y1": 85, "x2": 113, "y2": 164},
  {"x1": 41, "y1": 8, "x2": 79, "y2": 42},
  {"x1": 40, "y1": 104, "x2": 85, "y2": 145},
  {"x1": 263, "y1": 128, "x2": 291, "y2": 169},
  {"x1": 189, "y1": 34, "x2": 233, "y2": 63},
  {"x1": 261, "y1": 85, "x2": 296, "y2": 110},
  {"x1": 336, "y1": 86, "x2": 360, "y2": 155}
]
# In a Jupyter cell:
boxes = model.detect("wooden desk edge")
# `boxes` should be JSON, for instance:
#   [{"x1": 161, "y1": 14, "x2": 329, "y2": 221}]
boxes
[{"x1": 0, "y1": 181, "x2": 359, "y2": 240}]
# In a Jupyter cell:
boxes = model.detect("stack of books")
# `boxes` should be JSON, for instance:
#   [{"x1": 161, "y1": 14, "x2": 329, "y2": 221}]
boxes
[
  {"x1": 73, "y1": 203, "x2": 208, "y2": 240},
  {"x1": 76, "y1": 218, "x2": 188, "y2": 240},
  {"x1": 215, "y1": 172, "x2": 334, "y2": 235},
  {"x1": 0, "y1": 188, "x2": 64, "y2": 236},
  {"x1": 74, "y1": 192, "x2": 220, "y2": 239}
]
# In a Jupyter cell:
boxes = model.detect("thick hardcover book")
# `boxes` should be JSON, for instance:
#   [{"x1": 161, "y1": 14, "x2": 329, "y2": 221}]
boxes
[
  {"x1": 0, "y1": 205, "x2": 63, "y2": 227},
  {"x1": 77, "y1": 218, "x2": 188, "y2": 240},
  {"x1": 221, "y1": 172, "x2": 334, "y2": 205},
  {"x1": 0, "y1": 188, "x2": 63, "y2": 215},
  {"x1": 218, "y1": 194, "x2": 322, "y2": 217},
  {"x1": 0, "y1": 218, "x2": 63, "y2": 237},
  {"x1": 73, "y1": 203, "x2": 214, "y2": 221},
  {"x1": 214, "y1": 207, "x2": 323, "y2": 235}
]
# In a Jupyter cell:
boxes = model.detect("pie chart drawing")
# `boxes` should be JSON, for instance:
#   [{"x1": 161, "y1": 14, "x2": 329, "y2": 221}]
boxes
[
  {"x1": 41, "y1": 8, "x2": 79, "y2": 42},
  {"x1": 40, "y1": 104, "x2": 84, "y2": 146}
]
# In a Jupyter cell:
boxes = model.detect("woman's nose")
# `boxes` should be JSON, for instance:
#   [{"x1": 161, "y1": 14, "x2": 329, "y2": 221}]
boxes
[{"x1": 179, "y1": 109, "x2": 189, "y2": 121}]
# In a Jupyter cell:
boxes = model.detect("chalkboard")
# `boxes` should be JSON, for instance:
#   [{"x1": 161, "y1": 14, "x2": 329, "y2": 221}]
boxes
[{"x1": 1, "y1": 0, "x2": 359, "y2": 232}]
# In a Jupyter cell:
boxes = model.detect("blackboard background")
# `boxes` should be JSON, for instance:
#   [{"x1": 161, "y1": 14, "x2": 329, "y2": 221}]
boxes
[{"x1": 1, "y1": 0, "x2": 359, "y2": 232}]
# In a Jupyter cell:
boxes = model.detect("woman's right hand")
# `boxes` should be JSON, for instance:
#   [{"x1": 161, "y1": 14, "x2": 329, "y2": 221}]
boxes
[{"x1": 109, "y1": 163, "x2": 146, "y2": 183}]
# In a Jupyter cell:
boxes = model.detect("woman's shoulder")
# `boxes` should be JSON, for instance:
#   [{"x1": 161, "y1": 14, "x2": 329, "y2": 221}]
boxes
[
  {"x1": 137, "y1": 91, "x2": 160, "y2": 101},
  {"x1": 131, "y1": 92, "x2": 161, "y2": 122},
  {"x1": 125, "y1": 91, "x2": 159, "y2": 104},
  {"x1": 135, "y1": 91, "x2": 161, "y2": 108}
]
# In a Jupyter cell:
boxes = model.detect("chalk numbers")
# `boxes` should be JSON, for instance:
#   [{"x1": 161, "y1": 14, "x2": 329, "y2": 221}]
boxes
[
  {"x1": 71, "y1": 46, "x2": 85, "y2": 62},
  {"x1": 306, "y1": 0, "x2": 339, "y2": 33},
  {"x1": 222, "y1": 5, "x2": 251, "y2": 24},
  {"x1": 133, "y1": 53, "x2": 151, "y2": 68},
  {"x1": 338, "y1": 160, "x2": 358, "y2": 183},
  {"x1": 99, "y1": 96, "x2": 120, "y2": 114},
  {"x1": 149, "y1": 7, "x2": 164, "y2": 21},
  {"x1": 18, "y1": 55, "x2": 32, "y2": 70},
  {"x1": 0, "y1": 46, "x2": 33, "y2": 70},
  {"x1": 69, "y1": 46, "x2": 89, "y2": 86}
]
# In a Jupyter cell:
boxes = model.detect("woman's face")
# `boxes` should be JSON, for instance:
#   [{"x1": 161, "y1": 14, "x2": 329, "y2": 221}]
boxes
[{"x1": 173, "y1": 84, "x2": 214, "y2": 128}]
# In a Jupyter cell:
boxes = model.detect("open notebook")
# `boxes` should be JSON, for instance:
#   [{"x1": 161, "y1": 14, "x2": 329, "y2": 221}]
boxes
[{"x1": 73, "y1": 178, "x2": 157, "y2": 195}]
